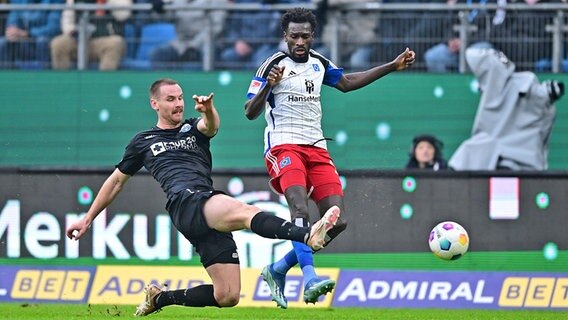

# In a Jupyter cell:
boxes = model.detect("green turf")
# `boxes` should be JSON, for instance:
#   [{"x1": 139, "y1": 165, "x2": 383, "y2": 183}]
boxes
[{"x1": 0, "y1": 303, "x2": 565, "y2": 320}]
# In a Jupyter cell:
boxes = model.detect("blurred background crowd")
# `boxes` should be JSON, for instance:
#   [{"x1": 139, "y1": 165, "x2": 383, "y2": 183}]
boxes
[{"x1": 0, "y1": 0, "x2": 566, "y2": 72}]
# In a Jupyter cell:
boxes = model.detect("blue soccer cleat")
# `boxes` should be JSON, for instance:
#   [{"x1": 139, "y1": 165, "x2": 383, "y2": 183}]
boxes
[{"x1": 303, "y1": 278, "x2": 336, "y2": 304}]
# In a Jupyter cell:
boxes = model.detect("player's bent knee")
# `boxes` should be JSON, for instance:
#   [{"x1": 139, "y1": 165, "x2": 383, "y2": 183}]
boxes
[{"x1": 215, "y1": 291, "x2": 240, "y2": 307}]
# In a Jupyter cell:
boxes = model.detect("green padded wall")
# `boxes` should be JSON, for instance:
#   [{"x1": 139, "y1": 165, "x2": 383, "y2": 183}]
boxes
[{"x1": 1, "y1": 71, "x2": 567, "y2": 169}]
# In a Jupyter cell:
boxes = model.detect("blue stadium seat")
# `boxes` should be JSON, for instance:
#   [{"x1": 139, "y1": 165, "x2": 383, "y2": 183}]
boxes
[
  {"x1": 15, "y1": 61, "x2": 49, "y2": 70},
  {"x1": 121, "y1": 22, "x2": 176, "y2": 70},
  {"x1": 122, "y1": 22, "x2": 138, "y2": 60}
]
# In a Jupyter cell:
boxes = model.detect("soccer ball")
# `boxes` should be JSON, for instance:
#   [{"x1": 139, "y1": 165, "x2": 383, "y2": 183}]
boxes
[{"x1": 428, "y1": 221, "x2": 469, "y2": 260}]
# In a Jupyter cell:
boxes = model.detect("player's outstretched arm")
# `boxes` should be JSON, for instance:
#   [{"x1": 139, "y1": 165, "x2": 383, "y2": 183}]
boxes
[
  {"x1": 194, "y1": 92, "x2": 220, "y2": 137},
  {"x1": 65, "y1": 168, "x2": 131, "y2": 240},
  {"x1": 335, "y1": 48, "x2": 416, "y2": 93}
]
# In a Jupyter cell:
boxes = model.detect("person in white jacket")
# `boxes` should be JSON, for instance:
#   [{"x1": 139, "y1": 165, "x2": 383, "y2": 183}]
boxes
[{"x1": 449, "y1": 47, "x2": 564, "y2": 171}]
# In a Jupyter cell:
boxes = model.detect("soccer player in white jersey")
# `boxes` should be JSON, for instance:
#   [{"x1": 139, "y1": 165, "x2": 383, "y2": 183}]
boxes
[{"x1": 244, "y1": 8, "x2": 416, "y2": 308}]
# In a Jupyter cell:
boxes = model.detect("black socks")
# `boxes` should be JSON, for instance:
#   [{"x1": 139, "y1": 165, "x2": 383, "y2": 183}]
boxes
[
  {"x1": 250, "y1": 211, "x2": 309, "y2": 244},
  {"x1": 155, "y1": 284, "x2": 220, "y2": 308}
]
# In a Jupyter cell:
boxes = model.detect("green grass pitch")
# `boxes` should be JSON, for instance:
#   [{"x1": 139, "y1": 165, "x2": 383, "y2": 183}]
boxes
[{"x1": 0, "y1": 303, "x2": 566, "y2": 320}]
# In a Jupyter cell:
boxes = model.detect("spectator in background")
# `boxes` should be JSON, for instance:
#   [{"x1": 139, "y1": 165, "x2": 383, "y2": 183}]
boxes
[
  {"x1": 315, "y1": 0, "x2": 377, "y2": 70},
  {"x1": 422, "y1": 0, "x2": 493, "y2": 72},
  {"x1": 50, "y1": 0, "x2": 131, "y2": 70},
  {"x1": 0, "y1": 0, "x2": 8, "y2": 32},
  {"x1": 219, "y1": 0, "x2": 283, "y2": 70},
  {"x1": 424, "y1": 0, "x2": 551, "y2": 72},
  {"x1": 148, "y1": 0, "x2": 228, "y2": 69},
  {"x1": 406, "y1": 134, "x2": 448, "y2": 171},
  {"x1": 507, "y1": 0, "x2": 556, "y2": 71},
  {"x1": 375, "y1": 0, "x2": 433, "y2": 67},
  {"x1": 0, "y1": 0, "x2": 64, "y2": 69}
]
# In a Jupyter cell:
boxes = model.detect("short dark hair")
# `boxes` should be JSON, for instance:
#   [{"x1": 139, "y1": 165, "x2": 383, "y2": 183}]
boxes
[
  {"x1": 280, "y1": 7, "x2": 317, "y2": 33},
  {"x1": 150, "y1": 78, "x2": 179, "y2": 99}
]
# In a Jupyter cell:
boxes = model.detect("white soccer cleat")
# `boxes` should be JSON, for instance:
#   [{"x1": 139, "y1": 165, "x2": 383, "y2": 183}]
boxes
[
  {"x1": 260, "y1": 265, "x2": 288, "y2": 309},
  {"x1": 307, "y1": 205, "x2": 340, "y2": 251}
]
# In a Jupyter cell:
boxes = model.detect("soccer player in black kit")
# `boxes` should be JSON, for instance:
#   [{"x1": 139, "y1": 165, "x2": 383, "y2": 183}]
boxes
[{"x1": 65, "y1": 78, "x2": 340, "y2": 316}]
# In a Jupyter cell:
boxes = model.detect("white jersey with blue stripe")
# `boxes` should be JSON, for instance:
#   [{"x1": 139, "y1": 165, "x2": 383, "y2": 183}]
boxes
[{"x1": 247, "y1": 50, "x2": 343, "y2": 154}]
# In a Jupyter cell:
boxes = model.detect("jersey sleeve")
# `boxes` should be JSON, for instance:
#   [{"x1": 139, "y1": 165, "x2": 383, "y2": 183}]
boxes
[
  {"x1": 116, "y1": 135, "x2": 144, "y2": 176},
  {"x1": 323, "y1": 60, "x2": 344, "y2": 87},
  {"x1": 187, "y1": 117, "x2": 200, "y2": 128},
  {"x1": 246, "y1": 76, "x2": 269, "y2": 100},
  {"x1": 188, "y1": 117, "x2": 214, "y2": 139},
  {"x1": 246, "y1": 55, "x2": 281, "y2": 99}
]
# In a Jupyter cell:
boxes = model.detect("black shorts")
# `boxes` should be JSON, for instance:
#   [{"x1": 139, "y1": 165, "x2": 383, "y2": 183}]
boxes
[{"x1": 167, "y1": 189, "x2": 239, "y2": 268}]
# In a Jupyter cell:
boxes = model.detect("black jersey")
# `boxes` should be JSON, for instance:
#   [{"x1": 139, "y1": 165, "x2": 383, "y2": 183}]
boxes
[{"x1": 116, "y1": 118, "x2": 214, "y2": 198}]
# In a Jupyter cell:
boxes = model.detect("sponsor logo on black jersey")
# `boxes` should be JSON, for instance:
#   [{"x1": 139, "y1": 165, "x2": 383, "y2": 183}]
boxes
[
  {"x1": 150, "y1": 142, "x2": 166, "y2": 156},
  {"x1": 150, "y1": 136, "x2": 198, "y2": 156},
  {"x1": 180, "y1": 123, "x2": 192, "y2": 133}
]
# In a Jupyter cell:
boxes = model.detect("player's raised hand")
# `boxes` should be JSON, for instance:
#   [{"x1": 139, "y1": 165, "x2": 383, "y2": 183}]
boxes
[
  {"x1": 393, "y1": 48, "x2": 416, "y2": 71},
  {"x1": 267, "y1": 65, "x2": 285, "y2": 87},
  {"x1": 194, "y1": 92, "x2": 219, "y2": 136},
  {"x1": 193, "y1": 92, "x2": 215, "y2": 113}
]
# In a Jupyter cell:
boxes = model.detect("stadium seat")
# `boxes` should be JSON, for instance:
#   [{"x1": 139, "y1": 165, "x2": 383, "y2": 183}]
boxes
[
  {"x1": 15, "y1": 60, "x2": 49, "y2": 70},
  {"x1": 121, "y1": 22, "x2": 176, "y2": 70},
  {"x1": 122, "y1": 22, "x2": 138, "y2": 60}
]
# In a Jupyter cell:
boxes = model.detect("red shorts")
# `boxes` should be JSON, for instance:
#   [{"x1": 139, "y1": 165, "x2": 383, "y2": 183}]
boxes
[{"x1": 264, "y1": 144, "x2": 343, "y2": 202}]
